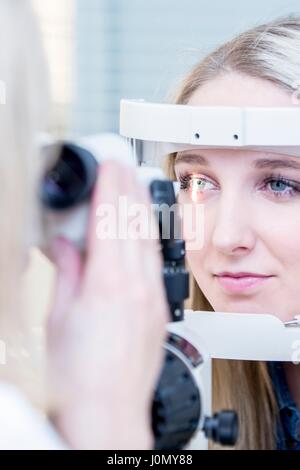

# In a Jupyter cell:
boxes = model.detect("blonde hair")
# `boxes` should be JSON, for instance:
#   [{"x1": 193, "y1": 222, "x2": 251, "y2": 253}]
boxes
[
  {"x1": 0, "y1": 0, "x2": 48, "y2": 395},
  {"x1": 165, "y1": 14, "x2": 300, "y2": 449}
]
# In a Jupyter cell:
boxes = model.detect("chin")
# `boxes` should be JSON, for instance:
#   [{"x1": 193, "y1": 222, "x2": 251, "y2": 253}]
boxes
[
  {"x1": 208, "y1": 296, "x2": 275, "y2": 316},
  {"x1": 208, "y1": 297, "x2": 294, "y2": 322}
]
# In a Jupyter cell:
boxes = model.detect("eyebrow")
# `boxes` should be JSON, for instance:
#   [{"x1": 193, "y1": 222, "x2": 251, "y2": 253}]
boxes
[
  {"x1": 253, "y1": 158, "x2": 300, "y2": 170},
  {"x1": 175, "y1": 153, "x2": 300, "y2": 170},
  {"x1": 175, "y1": 153, "x2": 209, "y2": 166}
]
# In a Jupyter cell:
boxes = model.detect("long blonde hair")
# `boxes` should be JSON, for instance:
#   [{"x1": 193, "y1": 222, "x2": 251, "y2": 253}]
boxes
[
  {"x1": 165, "y1": 14, "x2": 300, "y2": 449},
  {"x1": 0, "y1": 0, "x2": 48, "y2": 394}
]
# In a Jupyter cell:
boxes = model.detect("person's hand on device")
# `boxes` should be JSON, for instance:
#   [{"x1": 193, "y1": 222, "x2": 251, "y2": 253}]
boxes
[{"x1": 47, "y1": 161, "x2": 169, "y2": 449}]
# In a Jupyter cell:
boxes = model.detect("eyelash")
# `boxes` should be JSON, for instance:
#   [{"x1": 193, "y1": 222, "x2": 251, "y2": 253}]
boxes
[{"x1": 178, "y1": 172, "x2": 300, "y2": 199}]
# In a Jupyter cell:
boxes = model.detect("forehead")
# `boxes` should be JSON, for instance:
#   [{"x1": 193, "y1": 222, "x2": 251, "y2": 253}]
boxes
[
  {"x1": 188, "y1": 72, "x2": 293, "y2": 107},
  {"x1": 179, "y1": 72, "x2": 297, "y2": 169}
]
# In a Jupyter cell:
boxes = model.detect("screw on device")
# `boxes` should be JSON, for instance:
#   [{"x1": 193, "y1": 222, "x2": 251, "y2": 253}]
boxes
[{"x1": 203, "y1": 410, "x2": 239, "y2": 446}]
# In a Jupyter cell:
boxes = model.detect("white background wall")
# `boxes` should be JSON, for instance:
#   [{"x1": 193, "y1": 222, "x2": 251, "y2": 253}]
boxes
[{"x1": 32, "y1": 0, "x2": 300, "y2": 136}]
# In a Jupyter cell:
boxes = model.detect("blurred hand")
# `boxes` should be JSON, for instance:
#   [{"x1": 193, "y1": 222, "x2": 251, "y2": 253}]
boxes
[{"x1": 47, "y1": 161, "x2": 169, "y2": 449}]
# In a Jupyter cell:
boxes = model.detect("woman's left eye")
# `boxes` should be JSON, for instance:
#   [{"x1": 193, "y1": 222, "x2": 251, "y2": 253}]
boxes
[{"x1": 262, "y1": 177, "x2": 300, "y2": 198}]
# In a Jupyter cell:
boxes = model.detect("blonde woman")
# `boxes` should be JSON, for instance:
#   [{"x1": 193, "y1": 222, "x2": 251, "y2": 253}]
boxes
[
  {"x1": 165, "y1": 15, "x2": 300, "y2": 450},
  {"x1": 0, "y1": 0, "x2": 168, "y2": 449}
]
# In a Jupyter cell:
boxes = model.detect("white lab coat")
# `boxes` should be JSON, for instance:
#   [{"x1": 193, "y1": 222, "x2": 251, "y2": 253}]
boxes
[{"x1": 0, "y1": 382, "x2": 68, "y2": 450}]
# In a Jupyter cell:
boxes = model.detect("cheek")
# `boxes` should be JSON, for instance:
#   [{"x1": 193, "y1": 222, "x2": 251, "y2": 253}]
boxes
[
  {"x1": 186, "y1": 241, "x2": 209, "y2": 287},
  {"x1": 179, "y1": 199, "x2": 212, "y2": 277},
  {"x1": 177, "y1": 192, "x2": 206, "y2": 251},
  {"x1": 264, "y1": 208, "x2": 300, "y2": 270}
]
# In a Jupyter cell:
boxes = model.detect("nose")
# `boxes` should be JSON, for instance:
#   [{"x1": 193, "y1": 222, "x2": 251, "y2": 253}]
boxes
[{"x1": 211, "y1": 193, "x2": 256, "y2": 256}]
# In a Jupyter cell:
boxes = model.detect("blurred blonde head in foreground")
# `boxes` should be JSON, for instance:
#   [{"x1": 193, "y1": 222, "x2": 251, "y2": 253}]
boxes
[{"x1": 0, "y1": 0, "x2": 48, "y2": 399}]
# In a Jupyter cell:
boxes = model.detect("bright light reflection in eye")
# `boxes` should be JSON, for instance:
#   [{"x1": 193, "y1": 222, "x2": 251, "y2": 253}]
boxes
[{"x1": 191, "y1": 177, "x2": 203, "y2": 203}]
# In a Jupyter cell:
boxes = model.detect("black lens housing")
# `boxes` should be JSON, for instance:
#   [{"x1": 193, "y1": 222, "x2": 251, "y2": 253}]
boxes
[{"x1": 41, "y1": 142, "x2": 98, "y2": 210}]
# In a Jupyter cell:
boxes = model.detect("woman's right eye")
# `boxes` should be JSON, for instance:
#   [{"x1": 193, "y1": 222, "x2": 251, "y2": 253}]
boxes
[{"x1": 179, "y1": 174, "x2": 216, "y2": 193}]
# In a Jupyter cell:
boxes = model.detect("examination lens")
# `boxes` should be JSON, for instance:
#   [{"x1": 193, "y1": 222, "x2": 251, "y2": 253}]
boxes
[{"x1": 41, "y1": 143, "x2": 98, "y2": 210}]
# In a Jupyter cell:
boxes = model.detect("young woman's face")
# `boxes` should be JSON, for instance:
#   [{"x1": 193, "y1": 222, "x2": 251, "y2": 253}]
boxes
[{"x1": 174, "y1": 72, "x2": 300, "y2": 321}]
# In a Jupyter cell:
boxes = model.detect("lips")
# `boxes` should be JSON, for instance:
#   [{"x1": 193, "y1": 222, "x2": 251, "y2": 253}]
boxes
[
  {"x1": 214, "y1": 272, "x2": 274, "y2": 293},
  {"x1": 216, "y1": 272, "x2": 270, "y2": 278}
]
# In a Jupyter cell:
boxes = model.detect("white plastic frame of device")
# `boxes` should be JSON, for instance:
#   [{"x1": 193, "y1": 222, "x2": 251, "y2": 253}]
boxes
[
  {"x1": 120, "y1": 99, "x2": 300, "y2": 449},
  {"x1": 120, "y1": 99, "x2": 300, "y2": 164}
]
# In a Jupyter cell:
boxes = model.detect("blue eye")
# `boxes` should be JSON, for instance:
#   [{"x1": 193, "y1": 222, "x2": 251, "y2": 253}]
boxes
[
  {"x1": 269, "y1": 180, "x2": 289, "y2": 192},
  {"x1": 263, "y1": 176, "x2": 300, "y2": 198}
]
